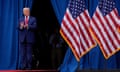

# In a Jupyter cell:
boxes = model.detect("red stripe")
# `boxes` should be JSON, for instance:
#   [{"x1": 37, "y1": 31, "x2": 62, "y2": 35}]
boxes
[
  {"x1": 95, "y1": 12, "x2": 112, "y2": 53},
  {"x1": 114, "y1": 9, "x2": 120, "y2": 29},
  {"x1": 114, "y1": 9, "x2": 120, "y2": 21},
  {"x1": 109, "y1": 10, "x2": 118, "y2": 29},
  {"x1": 75, "y1": 18, "x2": 86, "y2": 52},
  {"x1": 66, "y1": 12, "x2": 79, "y2": 35},
  {"x1": 79, "y1": 16, "x2": 90, "y2": 48},
  {"x1": 61, "y1": 28, "x2": 80, "y2": 58},
  {"x1": 95, "y1": 11, "x2": 114, "y2": 53},
  {"x1": 74, "y1": 19, "x2": 81, "y2": 51},
  {"x1": 92, "y1": 13, "x2": 109, "y2": 56},
  {"x1": 104, "y1": 16, "x2": 119, "y2": 49},
  {"x1": 80, "y1": 37, "x2": 86, "y2": 54},
  {"x1": 62, "y1": 18, "x2": 80, "y2": 51},
  {"x1": 83, "y1": 11, "x2": 96, "y2": 45},
  {"x1": 84, "y1": 10, "x2": 90, "y2": 24},
  {"x1": 90, "y1": 25, "x2": 108, "y2": 57},
  {"x1": 80, "y1": 13, "x2": 96, "y2": 48}
]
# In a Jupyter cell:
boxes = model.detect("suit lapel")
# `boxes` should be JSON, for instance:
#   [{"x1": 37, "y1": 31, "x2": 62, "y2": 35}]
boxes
[
  {"x1": 28, "y1": 16, "x2": 30, "y2": 25},
  {"x1": 23, "y1": 16, "x2": 26, "y2": 24},
  {"x1": 23, "y1": 16, "x2": 30, "y2": 24}
]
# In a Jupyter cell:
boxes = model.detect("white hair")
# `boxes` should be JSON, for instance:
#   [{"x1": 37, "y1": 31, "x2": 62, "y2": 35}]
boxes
[{"x1": 23, "y1": 7, "x2": 30, "y2": 11}]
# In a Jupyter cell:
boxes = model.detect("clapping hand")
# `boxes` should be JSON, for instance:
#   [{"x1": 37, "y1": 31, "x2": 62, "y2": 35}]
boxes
[
  {"x1": 20, "y1": 22, "x2": 24, "y2": 29},
  {"x1": 24, "y1": 24, "x2": 29, "y2": 29}
]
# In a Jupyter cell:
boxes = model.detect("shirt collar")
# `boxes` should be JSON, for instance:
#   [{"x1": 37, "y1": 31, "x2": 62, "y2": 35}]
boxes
[{"x1": 25, "y1": 16, "x2": 30, "y2": 20}]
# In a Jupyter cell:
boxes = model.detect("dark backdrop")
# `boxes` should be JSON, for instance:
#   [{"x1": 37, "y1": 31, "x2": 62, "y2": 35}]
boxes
[{"x1": 30, "y1": 0, "x2": 66, "y2": 69}]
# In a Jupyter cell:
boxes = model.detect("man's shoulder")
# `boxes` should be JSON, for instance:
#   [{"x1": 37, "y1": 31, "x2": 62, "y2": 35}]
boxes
[
  {"x1": 30, "y1": 16, "x2": 36, "y2": 19},
  {"x1": 30, "y1": 16, "x2": 36, "y2": 21}
]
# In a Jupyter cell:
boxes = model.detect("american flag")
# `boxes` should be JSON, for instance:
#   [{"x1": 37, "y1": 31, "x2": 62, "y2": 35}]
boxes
[
  {"x1": 90, "y1": 0, "x2": 120, "y2": 59},
  {"x1": 60, "y1": 0, "x2": 96, "y2": 61}
]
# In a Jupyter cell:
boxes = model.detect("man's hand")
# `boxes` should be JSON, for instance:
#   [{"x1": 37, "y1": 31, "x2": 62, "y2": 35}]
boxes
[
  {"x1": 20, "y1": 22, "x2": 24, "y2": 29},
  {"x1": 24, "y1": 24, "x2": 29, "y2": 29}
]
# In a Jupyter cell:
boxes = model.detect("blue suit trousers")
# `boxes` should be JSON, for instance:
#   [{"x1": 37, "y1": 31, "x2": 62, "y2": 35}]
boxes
[{"x1": 19, "y1": 41, "x2": 32, "y2": 69}]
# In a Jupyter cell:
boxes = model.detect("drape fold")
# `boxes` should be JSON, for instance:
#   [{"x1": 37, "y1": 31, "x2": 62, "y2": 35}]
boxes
[
  {"x1": 51, "y1": 0, "x2": 118, "y2": 71},
  {"x1": 0, "y1": 0, "x2": 33, "y2": 69}
]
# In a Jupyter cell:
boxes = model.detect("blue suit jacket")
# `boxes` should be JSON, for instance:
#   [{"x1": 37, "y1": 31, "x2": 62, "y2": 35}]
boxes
[{"x1": 18, "y1": 16, "x2": 37, "y2": 43}]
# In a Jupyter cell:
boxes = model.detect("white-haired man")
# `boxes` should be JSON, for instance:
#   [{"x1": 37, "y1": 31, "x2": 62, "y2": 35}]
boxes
[{"x1": 18, "y1": 7, "x2": 36, "y2": 69}]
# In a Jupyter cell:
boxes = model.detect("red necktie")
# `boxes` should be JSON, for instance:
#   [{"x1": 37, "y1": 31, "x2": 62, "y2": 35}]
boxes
[{"x1": 25, "y1": 16, "x2": 28, "y2": 25}]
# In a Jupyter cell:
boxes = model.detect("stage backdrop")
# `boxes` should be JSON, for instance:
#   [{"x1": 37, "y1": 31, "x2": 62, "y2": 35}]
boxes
[
  {"x1": 0, "y1": 0, "x2": 33, "y2": 69},
  {"x1": 51, "y1": 0, "x2": 118, "y2": 71}
]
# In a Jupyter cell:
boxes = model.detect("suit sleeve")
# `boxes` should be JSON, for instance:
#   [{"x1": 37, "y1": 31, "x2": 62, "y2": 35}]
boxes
[{"x1": 28, "y1": 17, "x2": 37, "y2": 30}]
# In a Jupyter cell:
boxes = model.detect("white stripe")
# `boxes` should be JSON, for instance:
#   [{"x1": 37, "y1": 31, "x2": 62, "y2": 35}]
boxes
[
  {"x1": 80, "y1": 35, "x2": 87, "y2": 52},
  {"x1": 61, "y1": 24, "x2": 80, "y2": 55},
  {"x1": 76, "y1": 17, "x2": 88, "y2": 51},
  {"x1": 91, "y1": 20, "x2": 110, "y2": 56},
  {"x1": 92, "y1": 9, "x2": 111, "y2": 55},
  {"x1": 63, "y1": 15, "x2": 80, "y2": 45},
  {"x1": 81, "y1": 10, "x2": 90, "y2": 26},
  {"x1": 67, "y1": 9, "x2": 80, "y2": 34},
  {"x1": 80, "y1": 12, "x2": 93, "y2": 46},
  {"x1": 106, "y1": 15, "x2": 120, "y2": 47},
  {"x1": 93, "y1": 14, "x2": 112, "y2": 55},
  {"x1": 75, "y1": 18, "x2": 84, "y2": 54},
  {"x1": 95, "y1": 8, "x2": 114, "y2": 51},
  {"x1": 106, "y1": 14, "x2": 120, "y2": 40},
  {"x1": 67, "y1": 9, "x2": 80, "y2": 44},
  {"x1": 78, "y1": 17, "x2": 92, "y2": 48},
  {"x1": 85, "y1": 10, "x2": 90, "y2": 19},
  {"x1": 111, "y1": 9, "x2": 120, "y2": 24},
  {"x1": 67, "y1": 9, "x2": 81, "y2": 53},
  {"x1": 96, "y1": 8, "x2": 117, "y2": 51}
]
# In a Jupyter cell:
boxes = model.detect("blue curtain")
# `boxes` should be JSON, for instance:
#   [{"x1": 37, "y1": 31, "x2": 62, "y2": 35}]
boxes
[
  {"x1": 51, "y1": 0, "x2": 79, "y2": 71},
  {"x1": 51, "y1": 0, "x2": 118, "y2": 71},
  {"x1": 114, "y1": 0, "x2": 120, "y2": 16},
  {"x1": 0, "y1": 0, "x2": 33, "y2": 69},
  {"x1": 51, "y1": 0, "x2": 69, "y2": 24}
]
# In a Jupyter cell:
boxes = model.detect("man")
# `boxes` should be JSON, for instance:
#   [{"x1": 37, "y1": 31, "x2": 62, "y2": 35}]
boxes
[{"x1": 18, "y1": 7, "x2": 36, "y2": 69}]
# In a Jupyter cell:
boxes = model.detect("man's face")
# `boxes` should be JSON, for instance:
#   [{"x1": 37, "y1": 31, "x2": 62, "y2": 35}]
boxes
[{"x1": 23, "y1": 8, "x2": 30, "y2": 16}]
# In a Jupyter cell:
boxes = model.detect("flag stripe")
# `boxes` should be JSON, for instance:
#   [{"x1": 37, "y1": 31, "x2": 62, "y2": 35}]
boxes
[
  {"x1": 80, "y1": 11, "x2": 95, "y2": 45},
  {"x1": 75, "y1": 10, "x2": 96, "y2": 53},
  {"x1": 61, "y1": 19, "x2": 80, "y2": 54},
  {"x1": 92, "y1": 13, "x2": 111, "y2": 55},
  {"x1": 66, "y1": 10, "x2": 80, "y2": 46},
  {"x1": 79, "y1": 16, "x2": 90, "y2": 48},
  {"x1": 105, "y1": 16, "x2": 120, "y2": 47},
  {"x1": 111, "y1": 9, "x2": 120, "y2": 32},
  {"x1": 111, "y1": 9, "x2": 119, "y2": 26},
  {"x1": 60, "y1": 29, "x2": 80, "y2": 59},
  {"x1": 106, "y1": 15, "x2": 120, "y2": 40},
  {"x1": 96, "y1": 9, "x2": 116, "y2": 52},
  {"x1": 66, "y1": 10, "x2": 80, "y2": 36},
  {"x1": 62, "y1": 20, "x2": 80, "y2": 54},
  {"x1": 83, "y1": 10, "x2": 90, "y2": 26},
  {"x1": 97, "y1": 8, "x2": 120, "y2": 53},
  {"x1": 83, "y1": 11, "x2": 96, "y2": 46},
  {"x1": 90, "y1": 6, "x2": 120, "y2": 58},
  {"x1": 75, "y1": 18, "x2": 86, "y2": 53},
  {"x1": 94, "y1": 13, "x2": 112, "y2": 54},
  {"x1": 60, "y1": 0, "x2": 96, "y2": 60},
  {"x1": 109, "y1": 11, "x2": 118, "y2": 29},
  {"x1": 91, "y1": 19, "x2": 109, "y2": 57},
  {"x1": 92, "y1": 18, "x2": 111, "y2": 55}
]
